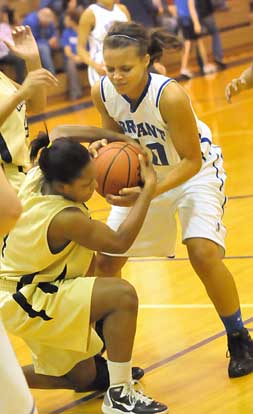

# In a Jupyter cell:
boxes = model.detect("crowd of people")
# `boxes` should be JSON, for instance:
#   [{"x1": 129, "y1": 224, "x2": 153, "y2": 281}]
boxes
[
  {"x1": 1, "y1": 1, "x2": 253, "y2": 413},
  {"x1": 0, "y1": 0, "x2": 230, "y2": 99}
]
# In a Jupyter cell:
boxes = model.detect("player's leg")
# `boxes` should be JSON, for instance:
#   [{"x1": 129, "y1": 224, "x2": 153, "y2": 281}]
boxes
[
  {"x1": 178, "y1": 167, "x2": 253, "y2": 377},
  {"x1": 95, "y1": 253, "x2": 127, "y2": 277},
  {"x1": 90, "y1": 277, "x2": 168, "y2": 414},
  {"x1": 0, "y1": 320, "x2": 37, "y2": 414},
  {"x1": 186, "y1": 237, "x2": 253, "y2": 377}
]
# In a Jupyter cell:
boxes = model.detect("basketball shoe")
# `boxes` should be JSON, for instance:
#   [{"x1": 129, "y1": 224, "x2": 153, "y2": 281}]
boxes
[
  {"x1": 227, "y1": 328, "x2": 253, "y2": 377},
  {"x1": 102, "y1": 381, "x2": 168, "y2": 414}
]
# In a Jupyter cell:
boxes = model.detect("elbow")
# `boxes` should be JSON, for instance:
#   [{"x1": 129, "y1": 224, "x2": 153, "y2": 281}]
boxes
[
  {"x1": 8, "y1": 199, "x2": 22, "y2": 222},
  {"x1": 188, "y1": 157, "x2": 202, "y2": 178}
]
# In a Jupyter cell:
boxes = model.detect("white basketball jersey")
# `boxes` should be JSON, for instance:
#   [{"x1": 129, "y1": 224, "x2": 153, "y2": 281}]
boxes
[
  {"x1": 87, "y1": 4, "x2": 128, "y2": 85},
  {"x1": 100, "y1": 73, "x2": 221, "y2": 181}
]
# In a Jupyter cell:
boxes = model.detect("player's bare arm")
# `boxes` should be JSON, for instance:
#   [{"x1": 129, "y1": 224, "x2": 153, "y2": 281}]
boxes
[
  {"x1": 155, "y1": 81, "x2": 202, "y2": 197},
  {"x1": 48, "y1": 157, "x2": 156, "y2": 253}
]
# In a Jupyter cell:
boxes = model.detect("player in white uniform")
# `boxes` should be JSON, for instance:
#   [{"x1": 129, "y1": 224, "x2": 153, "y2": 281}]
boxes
[
  {"x1": 91, "y1": 21, "x2": 253, "y2": 379},
  {"x1": 77, "y1": 0, "x2": 129, "y2": 87}
]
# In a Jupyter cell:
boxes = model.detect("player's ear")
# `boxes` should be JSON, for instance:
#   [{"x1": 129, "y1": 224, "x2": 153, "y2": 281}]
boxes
[
  {"x1": 55, "y1": 182, "x2": 68, "y2": 196},
  {"x1": 144, "y1": 54, "x2": 150, "y2": 69}
]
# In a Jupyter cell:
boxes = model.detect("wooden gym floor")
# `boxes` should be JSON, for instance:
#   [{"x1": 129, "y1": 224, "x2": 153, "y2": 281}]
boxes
[{"x1": 10, "y1": 60, "x2": 253, "y2": 414}]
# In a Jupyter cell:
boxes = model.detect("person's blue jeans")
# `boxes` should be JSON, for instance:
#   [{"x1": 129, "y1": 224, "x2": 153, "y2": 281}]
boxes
[
  {"x1": 37, "y1": 40, "x2": 56, "y2": 74},
  {"x1": 196, "y1": 13, "x2": 224, "y2": 70}
]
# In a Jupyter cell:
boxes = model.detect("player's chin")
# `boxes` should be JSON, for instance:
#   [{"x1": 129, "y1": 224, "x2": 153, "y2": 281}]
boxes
[
  {"x1": 113, "y1": 83, "x2": 128, "y2": 93},
  {"x1": 82, "y1": 190, "x2": 95, "y2": 202}
]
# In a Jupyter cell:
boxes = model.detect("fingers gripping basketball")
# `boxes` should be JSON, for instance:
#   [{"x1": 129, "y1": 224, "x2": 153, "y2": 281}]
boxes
[{"x1": 94, "y1": 142, "x2": 143, "y2": 197}]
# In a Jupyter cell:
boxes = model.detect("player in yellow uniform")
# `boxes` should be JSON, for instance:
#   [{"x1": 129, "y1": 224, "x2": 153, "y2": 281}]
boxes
[
  {"x1": 0, "y1": 133, "x2": 168, "y2": 414},
  {"x1": 0, "y1": 25, "x2": 57, "y2": 191},
  {"x1": 0, "y1": 162, "x2": 38, "y2": 414}
]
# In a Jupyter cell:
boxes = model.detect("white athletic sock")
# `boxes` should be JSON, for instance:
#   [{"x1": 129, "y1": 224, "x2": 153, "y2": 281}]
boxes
[{"x1": 107, "y1": 360, "x2": 132, "y2": 386}]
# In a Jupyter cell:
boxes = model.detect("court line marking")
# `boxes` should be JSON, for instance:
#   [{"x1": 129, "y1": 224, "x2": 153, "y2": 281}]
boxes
[
  {"x1": 139, "y1": 304, "x2": 253, "y2": 309},
  {"x1": 49, "y1": 316, "x2": 253, "y2": 413}
]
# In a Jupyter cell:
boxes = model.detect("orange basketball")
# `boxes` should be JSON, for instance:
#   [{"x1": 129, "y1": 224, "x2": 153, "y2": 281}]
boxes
[{"x1": 94, "y1": 142, "x2": 143, "y2": 197}]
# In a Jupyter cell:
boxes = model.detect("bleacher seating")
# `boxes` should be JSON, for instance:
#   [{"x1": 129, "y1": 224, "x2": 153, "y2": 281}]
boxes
[{"x1": 1, "y1": 0, "x2": 253, "y2": 100}]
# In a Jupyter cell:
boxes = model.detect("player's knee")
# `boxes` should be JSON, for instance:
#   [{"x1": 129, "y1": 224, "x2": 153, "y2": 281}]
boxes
[
  {"x1": 116, "y1": 279, "x2": 139, "y2": 314},
  {"x1": 187, "y1": 240, "x2": 220, "y2": 273}
]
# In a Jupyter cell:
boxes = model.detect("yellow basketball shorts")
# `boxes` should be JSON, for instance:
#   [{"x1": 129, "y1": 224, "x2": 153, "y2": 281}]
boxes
[{"x1": 0, "y1": 276, "x2": 103, "y2": 376}]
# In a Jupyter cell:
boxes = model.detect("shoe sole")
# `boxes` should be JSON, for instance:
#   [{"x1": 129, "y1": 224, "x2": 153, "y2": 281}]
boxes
[{"x1": 102, "y1": 403, "x2": 169, "y2": 414}]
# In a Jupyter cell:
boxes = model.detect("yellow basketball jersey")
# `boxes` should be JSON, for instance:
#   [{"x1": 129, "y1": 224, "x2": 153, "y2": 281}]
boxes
[
  {"x1": 0, "y1": 167, "x2": 94, "y2": 284},
  {"x1": 0, "y1": 71, "x2": 29, "y2": 168}
]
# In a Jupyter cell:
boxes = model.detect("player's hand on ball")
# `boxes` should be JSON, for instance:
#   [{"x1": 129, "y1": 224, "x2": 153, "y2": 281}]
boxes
[
  {"x1": 89, "y1": 139, "x2": 108, "y2": 158},
  {"x1": 139, "y1": 154, "x2": 157, "y2": 190},
  {"x1": 225, "y1": 77, "x2": 247, "y2": 102},
  {"x1": 106, "y1": 186, "x2": 141, "y2": 207}
]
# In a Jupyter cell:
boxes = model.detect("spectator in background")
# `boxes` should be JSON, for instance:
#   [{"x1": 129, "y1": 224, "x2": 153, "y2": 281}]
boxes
[
  {"x1": 174, "y1": 0, "x2": 216, "y2": 79},
  {"x1": 77, "y1": 0, "x2": 129, "y2": 87},
  {"x1": 120, "y1": 0, "x2": 158, "y2": 27},
  {"x1": 23, "y1": 8, "x2": 59, "y2": 74},
  {"x1": 0, "y1": 6, "x2": 25, "y2": 83},
  {"x1": 61, "y1": 10, "x2": 83, "y2": 100},
  {"x1": 195, "y1": 0, "x2": 226, "y2": 70},
  {"x1": 39, "y1": 0, "x2": 64, "y2": 15}
]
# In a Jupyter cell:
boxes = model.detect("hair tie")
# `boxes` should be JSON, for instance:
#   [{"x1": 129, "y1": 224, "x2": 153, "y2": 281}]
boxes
[{"x1": 109, "y1": 34, "x2": 138, "y2": 42}]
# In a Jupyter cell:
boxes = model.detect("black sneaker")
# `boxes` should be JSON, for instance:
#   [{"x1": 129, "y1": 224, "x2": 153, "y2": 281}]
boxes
[
  {"x1": 92, "y1": 355, "x2": 144, "y2": 392},
  {"x1": 227, "y1": 328, "x2": 253, "y2": 378},
  {"x1": 102, "y1": 382, "x2": 168, "y2": 414},
  {"x1": 214, "y1": 59, "x2": 227, "y2": 70}
]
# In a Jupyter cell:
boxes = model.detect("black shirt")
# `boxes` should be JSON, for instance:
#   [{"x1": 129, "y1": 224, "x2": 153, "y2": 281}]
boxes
[{"x1": 195, "y1": 0, "x2": 214, "y2": 18}]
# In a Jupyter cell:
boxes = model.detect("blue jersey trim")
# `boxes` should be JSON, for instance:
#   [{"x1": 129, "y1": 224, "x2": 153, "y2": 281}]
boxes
[
  {"x1": 200, "y1": 136, "x2": 212, "y2": 146},
  {"x1": 155, "y1": 78, "x2": 173, "y2": 108},
  {"x1": 213, "y1": 153, "x2": 224, "y2": 191},
  {"x1": 100, "y1": 76, "x2": 106, "y2": 102},
  {"x1": 122, "y1": 73, "x2": 152, "y2": 113}
]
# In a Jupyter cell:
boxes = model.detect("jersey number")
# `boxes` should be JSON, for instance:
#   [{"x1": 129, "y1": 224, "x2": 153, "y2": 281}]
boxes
[{"x1": 146, "y1": 142, "x2": 169, "y2": 166}]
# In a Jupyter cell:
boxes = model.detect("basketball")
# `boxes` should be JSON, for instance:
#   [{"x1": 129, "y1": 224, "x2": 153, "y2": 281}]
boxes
[{"x1": 94, "y1": 142, "x2": 143, "y2": 197}]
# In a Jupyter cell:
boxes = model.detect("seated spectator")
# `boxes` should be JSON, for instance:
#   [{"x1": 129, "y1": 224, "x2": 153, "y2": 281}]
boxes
[
  {"x1": 39, "y1": 0, "x2": 64, "y2": 15},
  {"x1": 174, "y1": 0, "x2": 216, "y2": 79},
  {"x1": 61, "y1": 10, "x2": 83, "y2": 100},
  {"x1": 23, "y1": 8, "x2": 59, "y2": 74},
  {"x1": 0, "y1": 6, "x2": 25, "y2": 83}
]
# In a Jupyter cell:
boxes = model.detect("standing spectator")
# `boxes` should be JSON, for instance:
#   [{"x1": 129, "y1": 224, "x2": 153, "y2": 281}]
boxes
[
  {"x1": 77, "y1": 0, "x2": 129, "y2": 87},
  {"x1": 0, "y1": 6, "x2": 25, "y2": 83},
  {"x1": 174, "y1": 0, "x2": 216, "y2": 79},
  {"x1": 195, "y1": 0, "x2": 226, "y2": 70},
  {"x1": 61, "y1": 10, "x2": 83, "y2": 100},
  {"x1": 120, "y1": 0, "x2": 158, "y2": 27},
  {"x1": 23, "y1": 8, "x2": 59, "y2": 74}
]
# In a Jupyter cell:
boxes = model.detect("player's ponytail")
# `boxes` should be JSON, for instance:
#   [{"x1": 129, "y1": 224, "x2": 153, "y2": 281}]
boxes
[
  {"x1": 30, "y1": 131, "x2": 50, "y2": 163},
  {"x1": 148, "y1": 28, "x2": 181, "y2": 65},
  {"x1": 30, "y1": 134, "x2": 91, "y2": 183}
]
